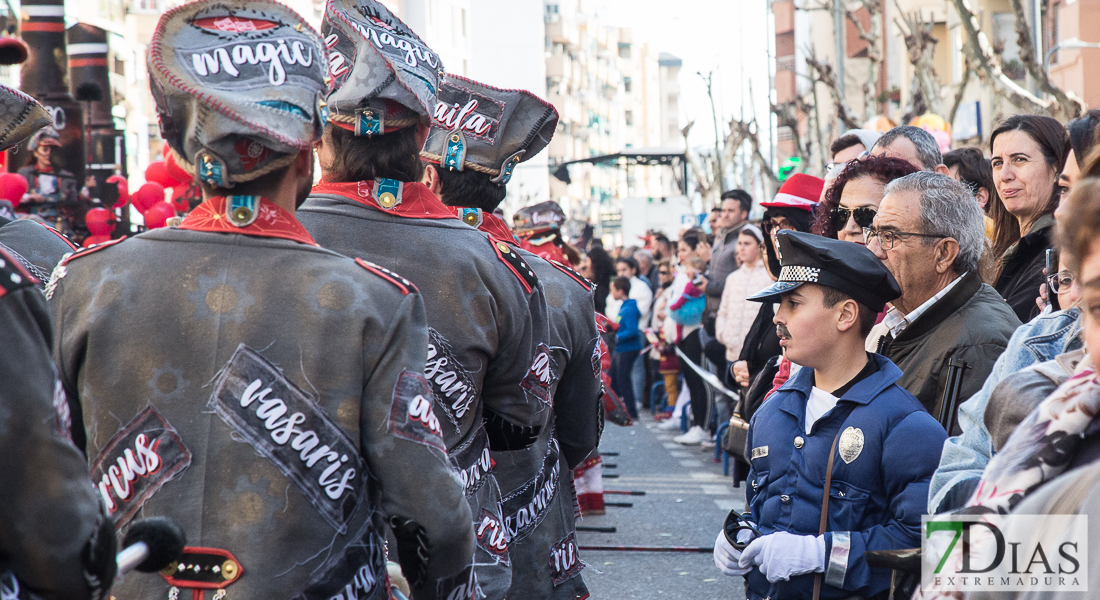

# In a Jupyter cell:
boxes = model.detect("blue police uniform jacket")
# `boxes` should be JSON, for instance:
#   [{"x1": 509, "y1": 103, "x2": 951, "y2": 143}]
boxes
[{"x1": 744, "y1": 353, "x2": 946, "y2": 600}]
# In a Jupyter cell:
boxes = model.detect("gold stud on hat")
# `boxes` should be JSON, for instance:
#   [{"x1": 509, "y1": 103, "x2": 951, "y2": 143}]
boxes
[{"x1": 378, "y1": 192, "x2": 397, "y2": 208}]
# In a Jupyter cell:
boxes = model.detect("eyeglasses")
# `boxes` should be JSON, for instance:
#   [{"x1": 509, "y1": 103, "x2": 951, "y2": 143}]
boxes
[
  {"x1": 762, "y1": 218, "x2": 794, "y2": 234},
  {"x1": 1047, "y1": 270, "x2": 1075, "y2": 294},
  {"x1": 862, "y1": 227, "x2": 948, "y2": 250},
  {"x1": 830, "y1": 206, "x2": 877, "y2": 232}
]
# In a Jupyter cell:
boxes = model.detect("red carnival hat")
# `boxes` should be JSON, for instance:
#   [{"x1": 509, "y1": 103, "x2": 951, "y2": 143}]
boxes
[{"x1": 761, "y1": 173, "x2": 824, "y2": 211}]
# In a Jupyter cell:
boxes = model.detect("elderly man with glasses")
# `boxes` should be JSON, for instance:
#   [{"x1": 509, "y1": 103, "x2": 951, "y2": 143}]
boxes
[{"x1": 864, "y1": 172, "x2": 1020, "y2": 433}]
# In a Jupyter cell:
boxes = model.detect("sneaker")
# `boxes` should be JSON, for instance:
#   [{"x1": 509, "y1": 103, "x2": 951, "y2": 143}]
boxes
[
  {"x1": 658, "y1": 418, "x2": 682, "y2": 430},
  {"x1": 674, "y1": 425, "x2": 709, "y2": 445},
  {"x1": 700, "y1": 439, "x2": 716, "y2": 450}
]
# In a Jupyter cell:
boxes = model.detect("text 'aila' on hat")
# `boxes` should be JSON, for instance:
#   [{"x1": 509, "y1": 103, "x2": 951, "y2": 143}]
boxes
[
  {"x1": 420, "y1": 74, "x2": 558, "y2": 185},
  {"x1": 747, "y1": 230, "x2": 901, "y2": 313},
  {"x1": 513, "y1": 201, "x2": 565, "y2": 235},
  {"x1": 0, "y1": 86, "x2": 55, "y2": 151},
  {"x1": 760, "y1": 173, "x2": 824, "y2": 211},
  {"x1": 322, "y1": 0, "x2": 443, "y2": 137},
  {"x1": 148, "y1": 0, "x2": 328, "y2": 189}
]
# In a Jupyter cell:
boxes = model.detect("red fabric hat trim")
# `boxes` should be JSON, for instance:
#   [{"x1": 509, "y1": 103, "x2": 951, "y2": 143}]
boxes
[
  {"x1": 179, "y1": 196, "x2": 318, "y2": 246},
  {"x1": 761, "y1": 173, "x2": 825, "y2": 210}
]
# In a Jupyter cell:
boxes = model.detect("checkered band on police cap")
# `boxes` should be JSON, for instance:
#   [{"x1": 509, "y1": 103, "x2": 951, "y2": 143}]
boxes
[
  {"x1": 420, "y1": 75, "x2": 558, "y2": 184},
  {"x1": 0, "y1": 84, "x2": 53, "y2": 152},
  {"x1": 322, "y1": 0, "x2": 444, "y2": 136},
  {"x1": 148, "y1": 0, "x2": 328, "y2": 188}
]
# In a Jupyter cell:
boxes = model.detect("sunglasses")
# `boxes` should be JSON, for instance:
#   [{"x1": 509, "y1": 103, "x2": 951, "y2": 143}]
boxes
[{"x1": 829, "y1": 206, "x2": 877, "y2": 231}]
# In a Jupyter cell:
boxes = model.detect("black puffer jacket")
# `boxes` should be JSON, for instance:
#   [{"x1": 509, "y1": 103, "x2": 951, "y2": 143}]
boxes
[{"x1": 995, "y1": 213, "x2": 1054, "y2": 323}]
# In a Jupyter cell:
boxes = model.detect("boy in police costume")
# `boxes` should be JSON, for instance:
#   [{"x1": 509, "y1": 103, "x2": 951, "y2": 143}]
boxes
[
  {"x1": 713, "y1": 231, "x2": 946, "y2": 600},
  {"x1": 297, "y1": 2, "x2": 550, "y2": 597},
  {"x1": 421, "y1": 74, "x2": 602, "y2": 599},
  {"x1": 48, "y1": 2, "x2": 475, "y2": 599}
]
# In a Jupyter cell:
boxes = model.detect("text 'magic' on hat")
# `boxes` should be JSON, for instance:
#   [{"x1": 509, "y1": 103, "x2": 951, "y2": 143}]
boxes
[
  {"x1": 761, "y1": 173, "x2": 824, "y2": 211},
  {"x1": 148, "y1": 0, "x2": 328, "y2": 189},
  {"x1": 420, "y1": 75, "x2": 558, "y2": 185},
  {"x1": 322, "y1": 0, "x2": 443, "y2": 137},
  {"x1": 748, "y1": 230, "x2": 901, "y2": 313}
]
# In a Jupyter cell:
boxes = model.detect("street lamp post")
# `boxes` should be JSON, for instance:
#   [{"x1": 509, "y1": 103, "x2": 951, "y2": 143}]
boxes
[{"x1": 1044, "y1": 37, "x2": 1100, "y2": 73}]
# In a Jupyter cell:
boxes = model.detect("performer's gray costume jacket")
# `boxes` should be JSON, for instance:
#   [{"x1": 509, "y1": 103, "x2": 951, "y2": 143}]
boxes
[
  {"x1": 0, "y1": 247, "x2": 115, "y2": 600},
  {"x1": 0, "y1": 218, "x2": 78, "y2": 285},
  {"x1": 299, "y1": 180, "x2": 550, "y2": 597},
  {"x1": 48, "y1": 196, "x2": 475, "y2": 600},
  {"x1": 472, "y1": 211, "x2": 602, "y2": 599}
]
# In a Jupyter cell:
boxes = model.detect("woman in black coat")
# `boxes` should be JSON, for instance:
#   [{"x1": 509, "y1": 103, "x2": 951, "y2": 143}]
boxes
[{"x1": 989, "y1": 115, "x2": 1069, "y2": 322}]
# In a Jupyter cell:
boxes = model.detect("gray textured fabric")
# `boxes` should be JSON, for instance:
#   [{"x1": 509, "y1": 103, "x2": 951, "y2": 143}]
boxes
[
  {"x1": 986, "y1": 359, "x2": 1071, "y2": 452},
  {"x1": 490, "y1": 243, "x2": 600, "y2": 600},
  {"x1": 148, "y1": 0, "x2": 328, "y2": 187},
  {"x1": 323, "y1": 0, "x2": 442, "y2": 129},
  {"x1": 0, "y1": 253, "x2": 108, "y2": 600},
  {"x1": 48, "y1": 227, "x2": 474, "y2": 599},
  {"x1": 0, "y1": 220, "x2": 76, "y2": 284},
  {"x1": 421, "y1": 75, "x2": 558, "y2": 182},
  {"x1": 298, "y1": 184, "x2": 551, "y2": 598}
]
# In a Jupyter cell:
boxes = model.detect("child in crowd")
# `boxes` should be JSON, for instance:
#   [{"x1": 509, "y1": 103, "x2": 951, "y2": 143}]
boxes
[
  {"x1": 670, "y1": 256, "x2": 707, "y2": 313},
  {"x1": 611, "y1": 276, "x2": 642, "y2": 418},
  {"x1": 714, "y1": 231, "x2": 946, "y2": 600}
]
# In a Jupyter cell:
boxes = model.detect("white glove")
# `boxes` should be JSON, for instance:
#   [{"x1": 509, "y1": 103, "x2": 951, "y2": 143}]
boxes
[
  {"x1": 738, "y1": 531, "x2": 826, "y2": 582},
  {"x1": 713, "y1": 529, "x2": 754, "y2": 576}
]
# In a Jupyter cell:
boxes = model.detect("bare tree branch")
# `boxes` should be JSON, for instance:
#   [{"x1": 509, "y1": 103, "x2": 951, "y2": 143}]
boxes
[
  {"x1": 948, "y1": 56, "x2": 973, "y2": 129},
  {"x1": 805, "y1": 49, "x2": 863, "y2": 129},
  {"x1": 1006, "y1": 0, "x2": 1083, "y2": 118},
  {"x1": 894, "y1": 5, "x2": 942, "y2": 120},
  {"x1": 949, "y1": 0, "x2": 1054, "y2": 113}
]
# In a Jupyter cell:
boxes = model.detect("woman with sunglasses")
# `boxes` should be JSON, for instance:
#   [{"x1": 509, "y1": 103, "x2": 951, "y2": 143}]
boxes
[{"x1": 811, "y1": 154, "x2": 920, "y2": 243}]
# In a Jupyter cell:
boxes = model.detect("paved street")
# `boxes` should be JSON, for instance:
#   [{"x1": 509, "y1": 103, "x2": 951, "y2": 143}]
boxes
[{"x1": 578, "y1": 414, "x2": 748, "y2": 600}]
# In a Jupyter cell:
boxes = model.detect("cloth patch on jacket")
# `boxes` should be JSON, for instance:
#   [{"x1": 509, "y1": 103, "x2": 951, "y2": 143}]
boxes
[
  {"x1": 291, "y1": 525, "x2": 387, "y2": 600},
  {"x1": 520, "y1": 343, "x2": 559, "y2": 406},
  {"x1": 475, "y1": 508, "x2": 510, "y2": 566},
  {"x1": 91, "y1": 405, "x2": 192, "y2": 530},
  {"x1": 549, "y1": 532, "x2": 584, "y2": 586},
  {"x1": 501, "y1": 437, "x2": 561, "y2": 542},
  {"x1": 208, "y1": 343, "x2": 364, "y2": 533},
  {"x1": 436, "y1": 563, "x2": 478, "y2": 600},
  {"x1": 450, "y1": 424, "x2": 494, "y2": 497},
  {"x1": 388, "y1": 370, "x2": 447, "y2": 453},
  {"x1": 425, "y1": 327, "x2": 477, "y2": 428}
]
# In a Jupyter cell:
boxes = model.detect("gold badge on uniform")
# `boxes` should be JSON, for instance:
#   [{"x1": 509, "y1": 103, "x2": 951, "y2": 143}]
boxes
[{"x1": 838, "y1": 426, "x2": 864, "y2": 464}]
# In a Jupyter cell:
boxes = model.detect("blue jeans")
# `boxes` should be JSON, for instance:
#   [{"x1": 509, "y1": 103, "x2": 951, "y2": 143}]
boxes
[{"x1": 611, "y1": 350, "x2": 640, "y2": 419}]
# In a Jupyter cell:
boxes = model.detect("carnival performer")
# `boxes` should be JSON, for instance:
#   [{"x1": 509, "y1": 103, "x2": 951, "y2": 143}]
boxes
[
  {"x1": 47, "y1": 2, "x2": 474, "y2": 598},
  {"x1": 422, "y1": 74, "x2": 603, "y2": 600},
  {"x1": 0, "y1": 82, "x2": 116, "y2": 600},
  {"x1": 296, "y1": 2, "x2": 550, "y2": 597},
  {"x1": 514, "y1": 201, "x2": 578, "y2": 266},
  {"x1": 713, "y1": 231, "x2": 946, "y2": 600}
]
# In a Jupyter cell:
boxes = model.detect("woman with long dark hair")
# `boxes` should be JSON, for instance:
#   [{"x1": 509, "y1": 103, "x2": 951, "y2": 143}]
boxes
[
  {"x1": 988, "y1": 115, "x2": 1070, "y2": 322},
  {"x1": 811, "y1": 155, "x2": 920, "y2": 242}
]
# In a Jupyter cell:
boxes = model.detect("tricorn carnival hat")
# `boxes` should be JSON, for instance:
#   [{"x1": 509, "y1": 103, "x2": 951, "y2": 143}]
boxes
[
  {"x1": 760, "y1": 173, "x2": 824, "y2": 211},
  {"x1": 420, "y1": 75, "x2": 559, "y2": 185},
  {"x1": 148, "y1": 0, "x2": 328, "y2": 188},
  {"x1": 748, "y1": 230, "x2": 901, "y2": 313},
  {"x1": 0, "y1": 85, "x2": 54, "y2": 151},
  {"x1": 513, "y1": 201, "x2": 566, "y2": 235},
  {"x1": 322, "y1": 0, "x2": 444, "y2": 137}
]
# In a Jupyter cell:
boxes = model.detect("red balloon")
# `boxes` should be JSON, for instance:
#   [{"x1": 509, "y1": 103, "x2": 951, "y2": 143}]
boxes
[
  {"x1": 83, "y1": 234, "x2": 111, "y2": 246},
  {"x1": 106, "y1": 175, "x2": 129, "y2": 209},
  {"x1": 164, "y1": 151, "x2": 191, "y2": 185},
  {"x1": 145, "y1": 161, "x2": 182, "y2": 188},
  {"x1": 0, "y1": 172, "x2": 28, "y2": 206},
  {"x1": 132, "y1": 182, "x2": 166, "y2": 212},
  {"x1": 143, "y1": 201, "x2": 176, "y2": 229},
  {"x1": 85, "y1": 207, "x2": 114, "y2": 236}
]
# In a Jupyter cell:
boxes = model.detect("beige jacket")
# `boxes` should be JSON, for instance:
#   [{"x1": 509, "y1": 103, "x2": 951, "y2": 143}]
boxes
[{"x1": 715, "y1": 261, "x2": 772, "y2": 361}]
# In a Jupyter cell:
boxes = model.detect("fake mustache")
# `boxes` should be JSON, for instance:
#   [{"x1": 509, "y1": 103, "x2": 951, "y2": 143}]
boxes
[{"x1": 776, "y1": 324, "x2": 791, "y2": 340}]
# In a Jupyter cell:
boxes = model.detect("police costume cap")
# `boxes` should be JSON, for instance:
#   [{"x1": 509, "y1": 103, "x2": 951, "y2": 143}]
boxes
[
  {"x1": 748, "y1": 230, "x2": 901, "y2": 313},
  {"x1": 513, "y1": 201, "x2": 565, "y2": 235},
  {"x1": 322, "y1": 0, "x2": 443, "y2": 137},
  {"x1": 0, "y1": 86, "x2": 54, "y2": 152},
  {"x1": 761, "y1": 173, "x2": 824, "y2": 211},
  {"x1": 420, "y1": 74, "x2": 559, "y2": 185},
  {"x1": 147, "y1": 0, "x2": 328, "y2": 189}
]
